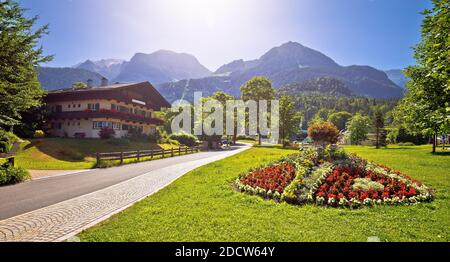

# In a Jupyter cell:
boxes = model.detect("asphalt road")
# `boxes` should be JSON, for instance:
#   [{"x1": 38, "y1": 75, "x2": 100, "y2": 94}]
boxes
[{"x1": 0, "y1": 144, "x2": 248, "y2": 220}]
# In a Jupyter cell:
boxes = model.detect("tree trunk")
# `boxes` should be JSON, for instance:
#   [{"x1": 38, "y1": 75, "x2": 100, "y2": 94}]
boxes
[
  {"x1": 432, "y1": 134, "x2": 437, "y2": 154},
  {"x1": 375, "y1": 128, "x2": 380, "y2": 149},
  {"x1": 258, "y1": 133, "x2": 262, "y2": 145}
]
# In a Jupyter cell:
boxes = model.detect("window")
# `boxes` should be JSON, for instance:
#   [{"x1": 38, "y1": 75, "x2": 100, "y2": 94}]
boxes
[
  {"x1": 112, "y1": 122, "x2": 121, "y2": 130},
  {"x1": 78, "y1": 104, "x2": 81, "y2": 108},
  {"x1": 58, "y1": 123, "x2": 62, "y2": 129},
  {"x1": 119, "y1": 106, "x2": 128, "y2": 113},
  {"x1": 111, "y1": 104, "x2": 117, "y2": 111},
  {"x1": 68, "y1": 122, "x2": 70, "y2": 126},
  {"x1": 68, "y1": 104, "x2": 71, "y2": 108},
  {"x1": 56, "y1": 105, "x2": 62, "y2": 113},
  {"x1": 88, "y1": 103, "x2": 100, "y2": 111},
  {"x1": 122, "y1": 124, "x2": 129, "y2": 131},
  {"x1": 93, "y1": 121, "x2": 113, "y2": 129}
]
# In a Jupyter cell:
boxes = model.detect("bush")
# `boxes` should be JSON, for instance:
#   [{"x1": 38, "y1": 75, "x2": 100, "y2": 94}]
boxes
[
  {"x1": 148, "y1": 129, "x2": 162, "y2": 143},
  {"x1": 307, "y1": 122, "x2": 339, "y2": 147},
  {"x1": 98, "y1": 127, "x2": 115, "y2": 139},
  {"x1": 169, "y1": 132, "x2": 198, "y2": 147},
  {"x1": 166, "y1": 139, "x2": 180, "y2": 145},
  {"x1": 107, "y1": 138, "x2": 130, "y2": 146},
  {"x1": 94, "y1": 160, "x2": 115, "y2": 169},
  {"x1": 236, "y1": 135, "x2": 256, "y2": 141},
  {"x1": 398, "y1": 142, "x2": 415, "y2": 146},
  {"x1": 33, "y1": 130, "x2": 45, "y2": 138},
  {"x1": 0, "y1": 164, "x2": 30, "y2": 186},
  {"x1": 0, "y1": 130, "x2": 20, "y2": 153}
]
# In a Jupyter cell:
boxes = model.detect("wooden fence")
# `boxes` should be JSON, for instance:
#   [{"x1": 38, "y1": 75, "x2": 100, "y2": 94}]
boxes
[{"x1": 96, "y1": 145, "x2": 203, "y2": 165}]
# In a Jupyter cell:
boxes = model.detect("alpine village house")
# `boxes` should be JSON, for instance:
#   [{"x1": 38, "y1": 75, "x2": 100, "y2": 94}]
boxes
[{"x1": 44, "y1": 79, "x2": 170, "y2": 139}]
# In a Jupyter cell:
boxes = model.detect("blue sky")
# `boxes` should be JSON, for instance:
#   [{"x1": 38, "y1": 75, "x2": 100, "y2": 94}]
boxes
[{"x1": 19, "y1": 0, "x2": 431, "y2": 71}]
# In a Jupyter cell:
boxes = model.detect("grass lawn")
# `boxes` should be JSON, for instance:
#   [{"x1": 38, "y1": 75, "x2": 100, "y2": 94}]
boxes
[
  {"x1": 15, "y1": 138, "x2": 178, "y2": 170},
  {"x1": 79, "y1": 145, "x2": 449, "y2": 242}
]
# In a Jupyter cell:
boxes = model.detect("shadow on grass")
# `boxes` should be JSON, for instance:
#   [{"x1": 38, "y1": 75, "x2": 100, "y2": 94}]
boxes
[
  {"x1": 432, "y1": 151, "x2": 450, "y2": 156},
  {"x1": 22, "y1": 138, "x2": 165, "y2": 164}
]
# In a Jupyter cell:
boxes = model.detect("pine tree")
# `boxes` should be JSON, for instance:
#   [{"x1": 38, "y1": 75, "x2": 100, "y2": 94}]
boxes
[{"x1": 0, "y1": 0, "x2": 53, "y2": 129}]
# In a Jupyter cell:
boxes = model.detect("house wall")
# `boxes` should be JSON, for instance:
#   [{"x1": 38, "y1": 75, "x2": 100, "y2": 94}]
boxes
[{"x1": 48, "y1": 118, "x2": 157, "y2": 139}]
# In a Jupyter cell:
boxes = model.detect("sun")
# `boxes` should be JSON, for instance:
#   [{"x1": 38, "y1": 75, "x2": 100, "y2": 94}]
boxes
[{"x1": 167, "y1": 0, "x2": 231, "y2": 28}]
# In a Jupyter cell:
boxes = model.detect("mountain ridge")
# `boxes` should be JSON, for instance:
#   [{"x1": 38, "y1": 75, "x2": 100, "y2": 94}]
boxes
[{"x1": 39, "y1": 42, "x2": 405, "y2": 101}]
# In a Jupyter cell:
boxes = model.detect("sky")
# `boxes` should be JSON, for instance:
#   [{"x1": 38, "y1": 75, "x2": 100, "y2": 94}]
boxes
[{"x1": 18, "y1": 0, "x2": 432, "y2": 71}]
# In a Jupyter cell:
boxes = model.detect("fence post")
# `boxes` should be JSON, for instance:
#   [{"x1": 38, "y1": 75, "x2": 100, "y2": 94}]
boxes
[
  {"x1": 185, "y1": 146, "x2": 188, "y2": 155},
  {"x1": 96, "y1": 152, "x2": 100, "y2": 165},
  {"x1": 120, "y1": 152, "x2": 124, "y2": 165},
  {"x1": 137, "y1": 150, "x2": 140, "y2": 162},
  {"x1": 162, "y1": 149, "x2": 165, "y2": 158},
  {"x1": 171, "y1": 148, "x2": 174, "y2": 157},
  {"x1": 179, "y1": 146, "x2": 181, "y2": 156},
  {"x1": 151, "y1": 150, "x2": 154, "y2": 160}
]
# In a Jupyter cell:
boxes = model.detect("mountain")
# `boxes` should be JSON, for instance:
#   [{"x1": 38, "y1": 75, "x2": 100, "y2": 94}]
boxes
[
  {"x1": 278, "y1": 77, "x2": 354, "y2": 97},
  {"x1": 158, "y1": 42, "x2": 404, "y2": 102},
  {"x1": 214, "y1": 59, "x2": 259, "y2": 75},
  {"x1": 385, "y1": 69, "x2": 408, "y2": 89},
  {"x1": 37, "y1": 67, "x2": 105, "y2": 90},
  {"x1": 114, "y1": 50, "x2": 211, "y2": 84},
  {"x1": 76, "y1": 59, "x2": 125, "y2": 80}
]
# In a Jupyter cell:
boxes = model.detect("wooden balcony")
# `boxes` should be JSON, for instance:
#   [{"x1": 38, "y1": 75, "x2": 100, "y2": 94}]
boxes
[{"x1": 48, "y1": 110, "x2": 164, "y2": 125}]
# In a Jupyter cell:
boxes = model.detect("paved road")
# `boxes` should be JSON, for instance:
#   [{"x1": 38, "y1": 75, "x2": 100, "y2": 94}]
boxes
[
  {"x1": 0, "y1": 144, "x2": 249, "y2": 220},
  {"x1": 0, "y1": 144, "x2": 250, "y2": 241}
]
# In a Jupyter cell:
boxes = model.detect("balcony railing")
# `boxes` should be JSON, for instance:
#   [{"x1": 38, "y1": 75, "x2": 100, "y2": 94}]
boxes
[{"x1": 48, "y1": 109, "x2": 164, "y2": 125}]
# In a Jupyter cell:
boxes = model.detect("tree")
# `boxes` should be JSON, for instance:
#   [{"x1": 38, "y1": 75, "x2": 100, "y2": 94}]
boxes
[
  {"x1": 279, "y1": 95, "x2": 301, "y2": 147},
  {"x1": 211, "y1": 92, "x2": 238, "y2": 144},
  {"x1": 328, "y1": 111, "x2": 352, "y2": 131},
  {"x1": 72, "y1": 82, "x2": 88, "y2": 89},
  {"x1": 241, "y1": 76, "x2": 275, "y2": 145},
  {"x1": 199, "y1": 92, "x2": 236, "y2": 148},
  {"x1": 373, "y1": 109, "x2": 385, "y2": 149},
  {"x1": 397, "y1": 0, "x2": 450, "y2": 153},
  {"x1": 307, "y1": 122, "x2": 339, "y2": 148},
  {"x1": 347, "y1": 113, "x2": 371, "y2": 145},
  {"x1": 0, "y1": 0, "x2": 53, "y2": 129}
]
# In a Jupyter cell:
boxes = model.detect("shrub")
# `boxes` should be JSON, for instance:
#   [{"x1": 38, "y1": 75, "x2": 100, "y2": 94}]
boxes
[
  {"x1": 0, "y1": 141, "x2": 11, "y2": 154},
  {"x1": 236, "y1": 135, "x2": 257, "y2": 141},
  {"x1": 148, "y1": 129, "x2": 162, "y2": 143},
  {"x1": 307, "y1": 122, "x2": 339, "y2": 147},
  {"x1": 169, "y1": 132, "x2": 198, "y2": 147},
  {"x1": 94, "y1": 160, "x2": 115, "y2": 169},
  {"x1": 98, "y1": 127, "x2": 115, "y2": 139},
  {"x1": 398, "y1": 142, "x2": 415, "y2": 146},
  {"x1": 107, "y1": 138, "x2": 130, "y2": 146},
  {"x1": 0, "y1": 130, "x2": 20, "y2": 153},
  {"x1": 33, "y1": 130, "x2": 45, "y2": 138},
  {"x1": 0, "y1": 164, "x2": 30, "y2": 186},
  {"x1": 166, "y1": 139, "x2": 180, "y2": 145}
]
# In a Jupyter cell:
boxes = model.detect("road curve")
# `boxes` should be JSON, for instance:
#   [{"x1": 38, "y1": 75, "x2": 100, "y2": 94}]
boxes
[
  {"x1": 0, "y1": 144, "x2": 250, "y2": 242},
  {"x1": 0, "y1": 144, "x2": 249, "y2": 220}
]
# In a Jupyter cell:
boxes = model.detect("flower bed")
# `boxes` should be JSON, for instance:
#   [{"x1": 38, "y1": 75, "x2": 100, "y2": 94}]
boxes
[
  {"x1": 235, "y1": 160, "x2": 297, "y2": 201},
  {"x1": 235, "y1": 147, "x2": 434, "y2": 208}
]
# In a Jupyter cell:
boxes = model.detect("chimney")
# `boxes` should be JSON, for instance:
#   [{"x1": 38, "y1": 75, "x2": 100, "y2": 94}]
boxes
[
  {"x1": 86, "y1": 79, "x2": 93, "y2": 88},
  {"x1": 101, "y1": 77, "x2": 109, "y2": 87}
]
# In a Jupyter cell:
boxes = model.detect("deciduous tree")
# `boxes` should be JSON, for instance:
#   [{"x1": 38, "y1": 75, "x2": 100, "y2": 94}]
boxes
[{"x1": 241, "y1": 76, "x2": 275, "y2": 145}]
